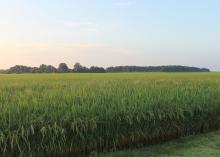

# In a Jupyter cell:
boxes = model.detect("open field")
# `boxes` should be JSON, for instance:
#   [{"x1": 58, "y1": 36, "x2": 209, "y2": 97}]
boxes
[
  {"x1": 93, "y1": 130, "x2": 220, "y2": 157},
  {"x1": 0, "y1": 73, "x2": 220, "y2": 156}
]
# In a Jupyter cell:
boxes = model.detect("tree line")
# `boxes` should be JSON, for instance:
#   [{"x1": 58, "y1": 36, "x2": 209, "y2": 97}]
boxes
[
  {"x1": 0, "y1": 63, "x2": 210, "y2": 73},
  {"x1": 106, "y1": 66, "x2": 210, "y2": 72}
]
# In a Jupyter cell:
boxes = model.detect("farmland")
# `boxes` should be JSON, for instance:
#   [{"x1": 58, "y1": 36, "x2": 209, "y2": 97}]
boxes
[{"x1": 0, "y1": 73, "x2": 220, "y2": 156}]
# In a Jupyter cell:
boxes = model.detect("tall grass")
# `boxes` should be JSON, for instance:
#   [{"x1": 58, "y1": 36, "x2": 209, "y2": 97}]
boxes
[{"x1": 0, "y1": 73, "x2": 220, "y2": 156}]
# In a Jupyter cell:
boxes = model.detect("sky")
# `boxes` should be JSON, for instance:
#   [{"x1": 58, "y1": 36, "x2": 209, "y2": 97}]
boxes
[{"x1": 0, "y1": 0, "x2": 220, "y2": 71}]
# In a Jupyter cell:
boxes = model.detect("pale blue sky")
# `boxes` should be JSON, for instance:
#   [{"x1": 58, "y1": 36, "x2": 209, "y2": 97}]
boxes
[{"x1": 0, "y1": 0, "x2": 220, "y2": 70}]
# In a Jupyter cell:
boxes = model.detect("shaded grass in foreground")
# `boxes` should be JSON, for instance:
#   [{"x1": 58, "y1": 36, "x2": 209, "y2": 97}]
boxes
[{"x1": 93, "y1": 130, "x2": 220, "y2": 157}]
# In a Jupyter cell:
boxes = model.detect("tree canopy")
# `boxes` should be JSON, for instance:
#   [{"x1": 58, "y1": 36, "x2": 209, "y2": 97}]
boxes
[
  {"x1": 73, "y1": 63, "x2": 89, "y2": 73},
  {"x1": 106, "y1": 66, "x2": 210, "y2": 72},
  {"x1": 0, "y1": 63, "x2": 210, "y2": 74},
  {"x1": 58, "y1": 63, "x2": 70, "y2": 73}
]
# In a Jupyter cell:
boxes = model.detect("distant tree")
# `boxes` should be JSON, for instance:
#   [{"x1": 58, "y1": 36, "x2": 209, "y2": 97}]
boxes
[
  {"x1": 58, "y1": 63, "x2": 69, "y2": 73},
  {"x1": 39, "y1": 64, "x2": 47, "y2": 73},
  {"x1": 201, "y1": 68, "x2": 210, "y2": 72},
  {"x1": 0, "y1": 69, "x2": 6, "y2": 73},
  {"x1": 39, "y1": 64, "x2": 57, "y2": 73},
  {"x1": 46, "y1": 65, "x2": 57, "y2": 73},
  {"x1": 73, "y1": 63, "x2": 89, "y2": 73},
  {"x1": 8, "y1": 65, "x2": 33, "y2": 73},
  {"x1": 89, "y1": 66, "x2": 105, "y2": 73},
  {"x1": 2, "y1": 64, "x2": 210, "y2": 73},
  {"x1": 161, "y1": 66, "x2": 210, "y2": 72},
  {"x1": 31, "y1": 67, "x2": 40, "y2": 73},
  {"x1": 106, "y1": 66, "x2": 210, "y2": 73},
  {"x1": 73, "y1": 63, "x2": 83, "y2": 72}
]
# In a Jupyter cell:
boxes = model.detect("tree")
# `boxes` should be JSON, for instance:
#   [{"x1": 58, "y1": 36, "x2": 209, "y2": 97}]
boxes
[
  {"x1": 46, "y1": 65, "x2": 57, "y2": 73},
  {"x1": 0, "y1": 69, "x2": 6, "y2": 73},
  {"x1": 3, "y1": 64, "x2": 210, "y2": 73},
  {"x1": 89, "y1": 66, "x2": 105, "y2": 73},
  {"x1": 39, "y1": 64, "x2": 57, "y2": 73},
  {"x1": 106, "y1": 66, "x2": 210, "y2": 73},
  {"x1": 39, "y1": 64, "x2": 47, "y2": 73},
  {"x1": 7, "y1": 65, "x2": 33, "y2": 73},
  {"x1": 73, "y1": 63, "x2": 88, "y2": 73},
  {"x1": 31, "y1": 67, "x2": 40, "y2": 73},
  {"x1": 73, "y1": 63, "x2": 82, "y2": 72},
  {"x1": 58, "y1": 63, "x2": 69, "y2": 73}
]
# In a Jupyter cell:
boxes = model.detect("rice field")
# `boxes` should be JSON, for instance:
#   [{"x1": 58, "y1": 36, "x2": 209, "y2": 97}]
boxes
[{"x1": 0, "y1": 73, "x2": 220, "y2": 157}]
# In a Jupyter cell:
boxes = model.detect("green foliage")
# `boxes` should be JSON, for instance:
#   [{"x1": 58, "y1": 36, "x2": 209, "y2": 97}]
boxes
[
  {"x1": 0, "y1": 64, "x2": 210, "y2": 74},
  {"x1": 57, "y1": 63, "x2": 70, "y2": 73},
  {"x1": 0, "y1": 73, "x2": 219, "y2": 156},
  {"x1": 73, "y1": 62, "x2": 89, "y2": 73},
  {"x1": 89, "y1": 66, "x2": 105, "y2": 73},
  {"x1": 39, "y1": 64, "x2": 57, "y2": 73},
  {"x1": 106, "y1": 66, "x2": 210, "y2": 72},
  {"x1": 7, "y1": 65, "x2": 33, "y2": 73}
]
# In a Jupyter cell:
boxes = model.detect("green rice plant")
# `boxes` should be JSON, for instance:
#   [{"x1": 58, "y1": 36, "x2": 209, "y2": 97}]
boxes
[{"x1": 0, "y1": 73, "x2": 220, "y2": 156}]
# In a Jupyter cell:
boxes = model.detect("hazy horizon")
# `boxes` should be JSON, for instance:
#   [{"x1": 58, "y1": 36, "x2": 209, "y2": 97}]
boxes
[{"x1": 1, "y1": 0, "x2": 220, "y2": 71}]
